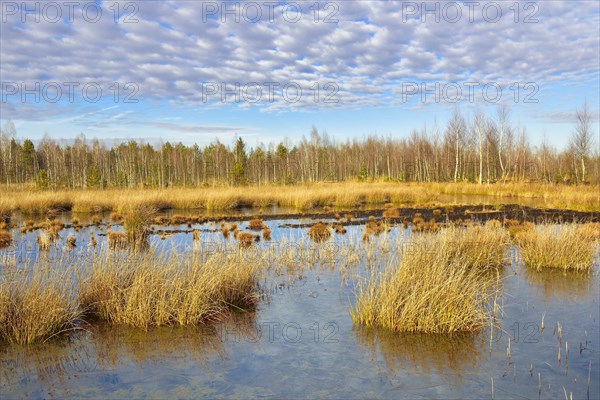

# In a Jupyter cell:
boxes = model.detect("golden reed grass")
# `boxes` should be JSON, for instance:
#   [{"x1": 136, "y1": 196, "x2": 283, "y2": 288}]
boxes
[
  {"x1": 0, "y1": 229, "x2": 12, "y2": 248},
  {"x1": 0, "y1": 182, "x2": 597, "y2": 217},
  {"x1": 516, "y1": 224, "x2": 599, "y2": 272},
  {"x1": 0, "y1": 268, "x2": 81, "y2": 345},
  {"x1": 79, "y1": 250, "x2": 260, "y2": 329},
  {"x1": 351, "y1": 224, "x2": 509, "y2": 334},
  {"x1": 308, "y1": 222, "x2": 332, "y2": 242}
]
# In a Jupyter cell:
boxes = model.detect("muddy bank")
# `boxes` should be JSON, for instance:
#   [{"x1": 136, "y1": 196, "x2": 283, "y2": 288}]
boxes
[{"x1": 248, "y1": 204, "x2": 600, "y2": 228}]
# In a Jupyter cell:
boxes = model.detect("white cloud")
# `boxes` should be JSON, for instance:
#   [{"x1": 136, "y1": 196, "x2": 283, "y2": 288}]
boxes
[{"x1": 1, "y1": 0, "x2": 598, "y2": 119}]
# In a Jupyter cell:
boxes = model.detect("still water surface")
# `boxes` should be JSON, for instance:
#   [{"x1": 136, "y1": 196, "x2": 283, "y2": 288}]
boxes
[{"x1": 0, "y1": 213, "x2": 598, "y2": 399}]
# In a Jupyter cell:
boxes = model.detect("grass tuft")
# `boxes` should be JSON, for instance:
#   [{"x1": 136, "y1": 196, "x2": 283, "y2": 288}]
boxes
[
  {"x1": 248, "y1": 218, "x2": 265, "y2": 230},
  {"x1": 0, "y1": 268, "x2": 81, "y2": 345},
  {"x1": 237, "y1": 232, "x2": 259, "y2": 248},
  {"x1": 351, "y1": 224, "x2": 508, "y2": 333},
  {"x1": 308, "y1": 222, "x2": 332, "y2": 242},
  {"x1": 516, "y1": 224, "x2": 598, "y2": 271},
  {"x1": 79, "y1": 251, "x2": 259, "y2": 329},
  {"x1": 382, "y1": 207, "x2": 400, "y2": 219},
  {"x1": 0, "y1": 229, "x2": 12, "y2": 248}
]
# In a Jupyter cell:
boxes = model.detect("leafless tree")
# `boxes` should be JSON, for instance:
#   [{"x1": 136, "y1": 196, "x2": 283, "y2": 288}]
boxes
[{"x1": 571, "y1": 101, "x2": 593, "y2": 182}]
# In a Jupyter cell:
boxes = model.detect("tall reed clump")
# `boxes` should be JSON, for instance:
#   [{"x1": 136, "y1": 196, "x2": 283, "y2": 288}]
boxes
[
  {"x1": 79, "y1": 249, "x2": 261, "y2": 329},
  {"x1": 0, "y1": 268, "x2": 81, "y2": 345},
  {"x1": 0, "y1": 228, "x2": 12, "y2": 248},
  {"x1": 516, "y1": 224, "x2": 599, "y2": 272},
  {"x1": 351, "y1": 224, "x2": 508, "y2": 334},
  {"x1": 308, "y1": 222, "x2": 331, "y2": 242},
  {"x1": 122, "y1": 205, "x2": 157, "y2": 244}
]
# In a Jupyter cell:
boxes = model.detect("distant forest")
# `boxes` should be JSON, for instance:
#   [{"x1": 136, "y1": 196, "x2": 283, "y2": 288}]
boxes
[{"x1": 1, "y1": 105, "x2": 598, "y2": 189}]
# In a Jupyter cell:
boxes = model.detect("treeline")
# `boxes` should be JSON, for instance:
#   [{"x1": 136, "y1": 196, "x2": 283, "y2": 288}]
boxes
[{"x1": 0, "y1": 105, "x2": 597, "y2": 189}]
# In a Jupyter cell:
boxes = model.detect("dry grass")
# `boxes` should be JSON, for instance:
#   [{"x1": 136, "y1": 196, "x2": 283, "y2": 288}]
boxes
[
  {"x1": 516, "y1": 224, "x2": 599, "y2": 271},
  {"x1": 351, "y1": 224, "x2": 508, "y2": 333},
  {"x1": 0, "y1": 268, "x2": 81, "y2": 344},
  {"x1": 308, "y1": 222, "x2": 332, "y2": 242},
  {"x1": 0, "y1": 229, "x2": 12, "y2": 248},
  {"x1": 504, "y1": 219, "x2": 534, "y2": 238},
  {"x1": 335, "y1": 224, "x2": 347, "y2": 234},
  {"x1": 411, "y1": 218, "x2": 440, "y2": 233},
  {"x1": 66, "y1": 235, "x2": 77, "y2": 249},
  {"x1": 90, "y1": 232, "x2": 98, "y2": 247},
  {"x1": 1, "y1": 182, "x2": 597, "y2": 216},
  {"x1": 36, "y1": 231, "x2": 54, "y2": 250},
  {"x1": 108, "y1": 231, "x2": 128, "y2": 249},
  {"x1": 262, "y1": 227, "x2": 272, "y2": 241},
  {"x1": 221, "y1": 226, "x2": 230, "y2": 239},
  {"x1": 237, "y1": 232, "x2": 259, "y2": 248},
  {"x1": 579, "y1": 222, "x2": 600, "y2": 241},
  {"x1": 248, "y1": 218, "x2": 265, "y2": 230},
  {"x1": 122, "y1": 205, "x2": 156, "y2": 243},
  {"x1": 79, "y1": 251, "x2": 260, "y2": 329},
  {"x1": 110, "y1": 212, "x2": 123, "y2": 222},
  {"x1": 382, "y1": 207, "x2": 400, "y2": 219},
  {"x1": 171, "y1": 215, "x2": 188, "y2": 225}
]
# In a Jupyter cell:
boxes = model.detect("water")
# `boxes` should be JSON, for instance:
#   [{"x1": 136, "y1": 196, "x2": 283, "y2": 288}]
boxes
[{"x1": 1, "y1": 214, "x2": 598, "y2": 399}]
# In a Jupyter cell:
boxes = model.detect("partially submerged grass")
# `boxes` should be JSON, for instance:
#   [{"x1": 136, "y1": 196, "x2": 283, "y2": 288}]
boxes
[
  {"x1": 351, "y1": 224, "x2": 508, "y2": 334},
  {"x1": 36, "y1": 231, "x2": 55, "y2": 251},
  {"x1": 79, "y1": 250, "x2": 260, "y2": 329},
  {"x1": 248, "y1": 218, "x2": 265, "y2": 230},
  {"x1": 237, "y1": 232, "x2": 259, "y2": 248},
  {"x1": 0, "y1": 229, "x2": 12, "y2": 248},
  {"x1": 516, "y1": 224, "x2": 599, "y2": 272},
  {"x1": 107, "y1": 231, "x2": 128, "y2": 249},
  {"x1": 308, "y1": 222, "x2": 332, "y2": 242},
  {"x1": 0, "y1": 268, "x2": 81, "y2": 345},
  {"x1": 262, "y1": 227, "x2": 272, "y2": 241},
  {"x1": 382, "y1": 207, "x2": 400, "y2": 219}
]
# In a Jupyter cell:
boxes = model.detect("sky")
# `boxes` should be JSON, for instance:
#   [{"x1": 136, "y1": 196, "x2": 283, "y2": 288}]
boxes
[{"x1": 0, "y1": 0, "x2": 599, "y2": 150}]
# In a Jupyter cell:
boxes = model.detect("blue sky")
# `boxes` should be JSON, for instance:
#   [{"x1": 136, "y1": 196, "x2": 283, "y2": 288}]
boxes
[{"x1": 1, "y1": 0, "x2": 598, "y2": 150}]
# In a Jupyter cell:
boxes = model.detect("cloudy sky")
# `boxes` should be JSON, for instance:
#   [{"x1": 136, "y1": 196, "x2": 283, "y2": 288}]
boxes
[{"x1": 0, "y1": 0, "x2": 598, "y2": 149}]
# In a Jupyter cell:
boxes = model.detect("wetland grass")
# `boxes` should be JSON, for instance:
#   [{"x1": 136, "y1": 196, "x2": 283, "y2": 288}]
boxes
[
  {"x1": 79, "y1": 250, "x2": 260, "y2": 328},
  {"x1": 221, "y1": 226, "x2": 230, "y2": 239},
  {"x1": 110, "y1": 212, "x2": 124, "y2": 222},
  {"x1": 107, "y1": 231, "x2": 128, "y2": 249},
  {"x1": 0, "y1": 267, "x2": 81, "y2": 345},
  {"x1": 0, "y1": 229, "x2": 12, "y2": 248},
  {"x1": 308, "y1": 222, "x2": 332, "y2": 242},
  {"x1": 36, "y1": 231, "x2": 55, "y2": 250},
  {"x1": 171, "y1": 214, "x2": 189, "y2": 225},
  {"x1": 351, "y1": 224, "x2": 509, "y2": 334},
  {"x1": 237, "y1": 232, "x2": 259, "y2": 248},
  {"x1": 516, "y1": 224, "x2": 599, "y2": 271},
  {"x1": 382, "y1": 206, "x2": 400, "y2": 219},
  {"x1": 65, "y1": 235, "x2": 77, "y2": 249},
  {"x1": 335, "y1": 224, "x2": 347, "y2": 234},
  {"x1": 262, "y1": 227, "x2": 272, "y2": 241},
  {"x1": 248, "y1": 217, "x2": 265, "y2": 230},
  {"x1": 1, "y1": 182, "x2": 598, "y2": 217}
]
